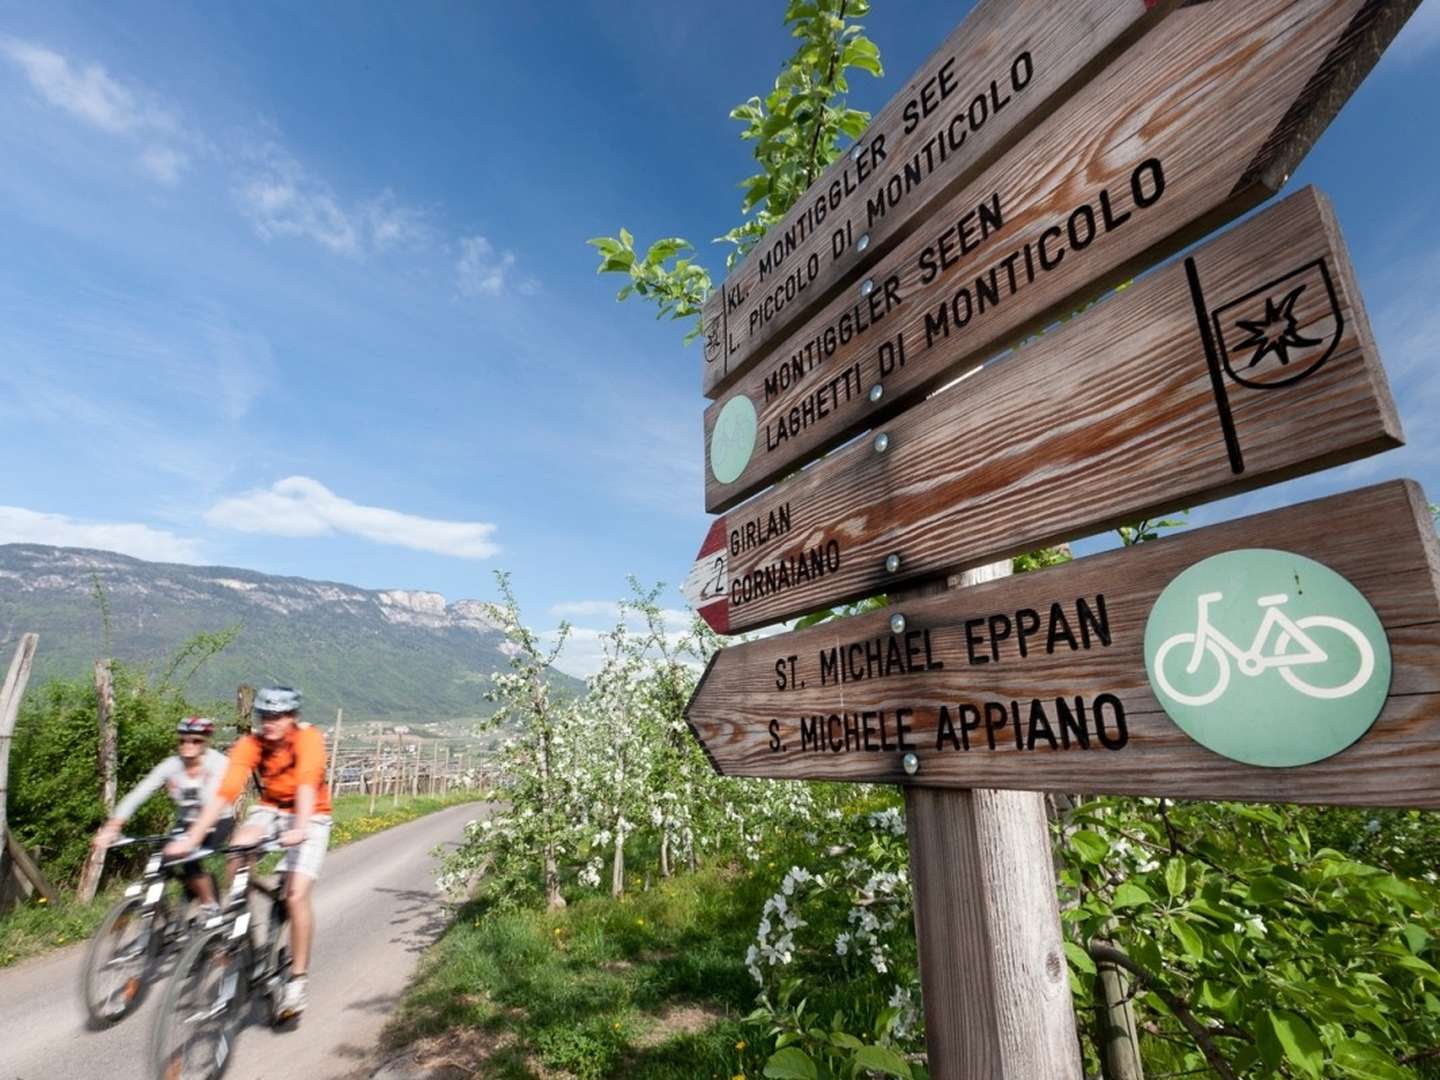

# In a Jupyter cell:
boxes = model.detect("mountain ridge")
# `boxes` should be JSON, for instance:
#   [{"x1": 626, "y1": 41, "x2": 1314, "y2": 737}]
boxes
[{"x1": 0, "y1": 543, "x2": 580, "y2": 723}]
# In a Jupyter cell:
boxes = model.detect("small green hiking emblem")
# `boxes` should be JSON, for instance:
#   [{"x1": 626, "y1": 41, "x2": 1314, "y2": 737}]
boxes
[{"x1": 1143, "y1": 549, "x2": 1390, "y2": 767}]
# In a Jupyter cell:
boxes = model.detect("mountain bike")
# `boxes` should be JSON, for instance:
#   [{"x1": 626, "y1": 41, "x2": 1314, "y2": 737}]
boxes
[
  {"x1": 81, "y1": 834, "x2": 219, "y2": 1026},
  {"x1": 149, "y1": 839, "x2": 293, "y2": 1080},
  {"x1": 1152, "y1": 589, "x2": 1375, "y2": 707}
]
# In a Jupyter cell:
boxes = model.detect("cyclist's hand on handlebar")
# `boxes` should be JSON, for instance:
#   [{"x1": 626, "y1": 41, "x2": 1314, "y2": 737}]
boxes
[
  {"x1": 164, "y1": 835, "x2": 197, "y2": 859},
  {"x1": 93, "y1": 822, "x2": 121, "y2": 850},
  {"x1": 279, "y1": 828, "x2": 306, "y2": 848}
]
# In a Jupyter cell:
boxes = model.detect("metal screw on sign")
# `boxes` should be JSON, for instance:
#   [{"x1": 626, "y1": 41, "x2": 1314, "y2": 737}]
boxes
[
  {"x1": 873, "y1": 432, "x2": 890, "y2": 454},
  {"x1": 868, "y1": 383, "x2": 884, "y2": 404},
  {"x1": 856, "y1": 233, "x2": 871, "y2": 253},
  {"x1": 859, "y1": 278, "x2": 875, "y2": 297},
  {"x1": 849, "y1": 142, "x2": 864, "y2": 161},
  {"x1": 885, "y1": 553, "x2": 901, "y2": 574},
  {"x1": 889, "y1": 613, "x2": 907, "y2": 634},
  {"x1": 902, "y1": 753, "x2": 919, "y2": 776}
]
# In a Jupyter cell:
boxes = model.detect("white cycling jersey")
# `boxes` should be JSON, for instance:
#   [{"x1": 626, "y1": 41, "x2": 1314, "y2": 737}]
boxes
[{"x1": 113, "y1": 748, "x2": 233, "y2": 827}]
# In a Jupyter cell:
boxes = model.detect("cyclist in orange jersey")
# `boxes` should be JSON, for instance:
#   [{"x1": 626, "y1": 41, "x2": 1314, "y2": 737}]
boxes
[{"x1": 168, "y1": 686, "x2": 331, "y2": 1018}]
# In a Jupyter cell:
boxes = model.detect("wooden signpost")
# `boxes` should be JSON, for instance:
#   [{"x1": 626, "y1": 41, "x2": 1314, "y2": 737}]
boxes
[
  {"x1": 681, "y1": 1, "x2": 1423, "y2": 1075},
  {"x1": 686, "y1": 480, "x2": 1440, "y2": 806},
  {"x1": 700, "y1": 0, "x2": 1170, "y2": 398},
  {"x1": 702, "y1": 0, "x2": 1419, "y2": 514},
  {"x1": 685, "y1": 188, "x2": 1400, "y2": 633}
]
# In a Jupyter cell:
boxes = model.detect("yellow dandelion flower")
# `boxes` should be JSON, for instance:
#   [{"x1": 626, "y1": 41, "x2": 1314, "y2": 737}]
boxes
[
  {"x1": 735, "y1": 1040, "x2": 747, "y2": 1051},
  {"x1": 37, "y1": 897, "x2": 47, "y2": 905},
  {"x1": 635, "y1": 918, "x2": 645, "y2": 926}
]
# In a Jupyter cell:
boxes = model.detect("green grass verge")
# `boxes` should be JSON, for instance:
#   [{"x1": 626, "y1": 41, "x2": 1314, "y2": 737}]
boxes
[
  {"x1": 383, "y1": 864, "x2": 780, "y2": 1080},
  {"x1": 0, "y1": 788, "x2": 487, "y2": 969}
]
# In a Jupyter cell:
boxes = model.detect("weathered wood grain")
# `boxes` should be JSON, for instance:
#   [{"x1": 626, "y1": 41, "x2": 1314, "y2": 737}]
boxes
[
  {"x1": 685, "y1": 187, "x2": 1401, "y2": 634},
  {"x1": 701, "y1": 0, "x2": 1420, "y2": 514},
  {"x1": 700, "y1": 0, "x2": 1167, "y2": 399},
  {"x1": 897, "y1": 565, "x2": 1082, "y2": 1080},
  {"x1": 684, "y1": 480, "x2": 1440, "y2": 808}
]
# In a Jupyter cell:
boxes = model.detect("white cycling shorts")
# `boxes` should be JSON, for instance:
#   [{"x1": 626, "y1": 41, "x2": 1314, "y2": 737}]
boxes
[{"x1": 243, "y1": 806, "x2": 332, "y2": 880}]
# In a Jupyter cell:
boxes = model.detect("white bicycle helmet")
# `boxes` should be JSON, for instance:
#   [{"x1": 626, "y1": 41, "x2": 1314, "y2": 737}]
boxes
[{"x1": 254, "y1": 686, "x2": 302, "y2": 716}]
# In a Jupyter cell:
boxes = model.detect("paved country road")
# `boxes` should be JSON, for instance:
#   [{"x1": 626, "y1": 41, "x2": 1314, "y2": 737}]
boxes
[{"x1": 0, "y1": 802, "x2": 487, "y2": 1080}]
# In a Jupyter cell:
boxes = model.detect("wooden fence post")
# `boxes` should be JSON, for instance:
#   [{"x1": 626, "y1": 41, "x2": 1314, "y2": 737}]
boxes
[
  {"x1": 431, "y1": 742, "x2": 440, "y2": 794},
  {"x1": 411, "y1": 740, "x2": 420, "y2": 798},
  {"x1": 901, "y1": 564, "x2": 1082, "y2": 1080},
  {"x1": 442, "y1": 747, "x2": 450, "y2": 795},
  {"x1": 326, "y1": 708, "x2": 343, "y2": 793},
  {"x1": 236, "y1": 684, "x2": 254, "y2": 733},
  {"x1": 369, "y1": 734, "x2": 383, "y2": 814},
  {"x1": 76, "y1": 660, "x2": 117, "y2": 902},
  {"x1": 0, "y1": 634, "x2": 40, "y2": 905},
  {"x1": 392, "y1": 733, "x2": 402, "y2": 808}
]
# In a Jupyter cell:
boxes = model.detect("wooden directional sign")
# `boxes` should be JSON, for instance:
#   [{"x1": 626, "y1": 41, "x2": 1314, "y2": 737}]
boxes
[
  {"x1": 685, "y1": 480, "x2": 1440, "y2": 809},
  {"x1": 700, "y1": 0, "x2": 1168, "y2": 399},
  {"x1": 701, "y1": 0, "x2": 1419, "y2": 515},
  {"x1": 684, "y1": 188, "x2": 1401, "y2": 634}
]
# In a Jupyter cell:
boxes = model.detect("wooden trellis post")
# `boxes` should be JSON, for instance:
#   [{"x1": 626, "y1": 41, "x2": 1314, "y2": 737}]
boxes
[
  {"x1": 77, "y1": 660, "x2": 117, "y2": 902},
  {"x1": 326, "y1": 707, "x2": 343, "y2": 793}
]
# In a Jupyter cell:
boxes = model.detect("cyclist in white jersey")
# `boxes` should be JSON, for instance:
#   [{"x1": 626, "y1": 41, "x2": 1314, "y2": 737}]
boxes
[{"x1": 92, "y1": 716, "x2": 234, "y2": 906}]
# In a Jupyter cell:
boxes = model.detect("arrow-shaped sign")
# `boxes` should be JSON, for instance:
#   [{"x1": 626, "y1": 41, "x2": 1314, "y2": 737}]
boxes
[
  {"x1": 700, "y1": 0, "x2": 1168, "y2": 399},
  {"x1": 685, "y1": 480, "x2": 1440, "y2": 808},
  {"x1": 685, "y1": 187, "x2": 1400, "y2": 635},
  {"x1": 701, "y1": 0, "x2": 1420, "y2": 515}
]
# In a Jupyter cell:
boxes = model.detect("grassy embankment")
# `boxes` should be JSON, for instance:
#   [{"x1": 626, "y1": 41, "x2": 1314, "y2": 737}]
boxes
[
  {"x1": 380, "y1": 831, "x2": 861, "y2": 1080},
  {"x1": 0, "y1": 789, "x2": 486, "y2": 968}
]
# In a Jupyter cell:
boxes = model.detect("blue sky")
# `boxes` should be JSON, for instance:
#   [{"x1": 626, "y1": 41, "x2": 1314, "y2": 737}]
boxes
[{"x1": 0, "y1": 1, "x2": 1437, "y2": 677}]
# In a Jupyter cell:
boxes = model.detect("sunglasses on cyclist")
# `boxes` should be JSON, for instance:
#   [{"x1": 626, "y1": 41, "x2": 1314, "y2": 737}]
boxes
[{"x1": 178, "y1": 736, "x2": 207, "y2": 745}]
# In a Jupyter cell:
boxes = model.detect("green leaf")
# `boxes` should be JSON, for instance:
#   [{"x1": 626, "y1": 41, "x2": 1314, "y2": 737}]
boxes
[
  {"x1": 1170, "y1": 917, "x2": 1206, "y2": 962},
  {"x1": 1113, "y1": 880, "x2": 1153, "y2": 909},
  {"x1": 1269, "y1": 1011, "x2": 1324, "y2": 1079},
  {"x1": 1165, "y1": 857, "x2": 1187, "y2": 899},
  {"x1": 828, "y1": 1031, "x2": 864, "y2": 1050},
  {"x1": 852, "y1": 1045, "x2": 912, "y2": 1078},
  {"x1": 1063, "y1": 940, "x2": 1096, "y2": 976},
  {"x1": 1333, "y1": 1040, "x2": 1408, "y2": 1079},
  {"x1": 619, "y1": 227, "x2": 634, "y2": 249},
  {"x1": 1070, "y1": 830, "x2": 1110, "y2": 864},
  {"x1": 764, "y1": 1047, "x2": 817, "y2": 1079}
]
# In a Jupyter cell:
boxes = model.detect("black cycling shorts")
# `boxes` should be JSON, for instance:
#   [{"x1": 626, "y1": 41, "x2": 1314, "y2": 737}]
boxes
[{"x1": 179, "y1": 818, "x2": 234, "y2": 882}]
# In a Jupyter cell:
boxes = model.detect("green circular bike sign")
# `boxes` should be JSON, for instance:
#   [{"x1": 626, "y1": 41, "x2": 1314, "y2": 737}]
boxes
[
  {"x1": 710, "y1": 394, "x2": 757, "y2": 485},
  {"x1": 1143, "y1": 549, "x2": 1391, "y2": 768}
]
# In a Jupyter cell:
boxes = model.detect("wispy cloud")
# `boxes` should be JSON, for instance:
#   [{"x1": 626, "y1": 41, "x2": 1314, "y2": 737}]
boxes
[
  {"x1": 0, "y1": 36, "x2": 193, "y2": 184},
  {"x1": 234, "y1": 144, "x2": 435, "y2": 258},
  {"x1": 235, "y1": 144, "x2": 361, "y2": 254},
  {"x1": 456, "y1": 235, "x2": 537, "y2": 298},
  {"x1": 205, "y1": 476, "x2": 501, "y2": 558},
  {"x1": 0, "y1": 505, "x2": 203, "y2": 563}
]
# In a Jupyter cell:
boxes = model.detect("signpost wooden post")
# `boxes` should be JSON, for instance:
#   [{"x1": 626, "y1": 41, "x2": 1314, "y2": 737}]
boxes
[
  {"x1": 680, "y1": 2, "x2": 1422, "y2": 1074},
  {"x1": 702, "y1": 0, "x2": 1419, "y2": 515},
  {"x1": 686, "y1": 188, "x2": 1400, "y2": 634}
]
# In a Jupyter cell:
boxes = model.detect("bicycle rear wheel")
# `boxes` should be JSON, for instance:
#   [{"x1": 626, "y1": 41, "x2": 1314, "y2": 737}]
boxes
[
  {"x1": 82, "y1": 895, "x2": 153, "y2": 1025},
  {"x1": 150, "y1": 927, "x2": 246, "y2": 1080}
]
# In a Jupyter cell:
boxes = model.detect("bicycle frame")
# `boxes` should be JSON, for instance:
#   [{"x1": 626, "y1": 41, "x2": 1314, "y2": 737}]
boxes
[{"x1": 1186, "y1": 592, "x2": 1327, "y2": 675}]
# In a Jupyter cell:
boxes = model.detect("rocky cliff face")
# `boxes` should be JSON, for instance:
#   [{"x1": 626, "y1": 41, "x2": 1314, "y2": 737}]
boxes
[{"x1": 0, "y1": 544, "x2": 575, "y2": 722}]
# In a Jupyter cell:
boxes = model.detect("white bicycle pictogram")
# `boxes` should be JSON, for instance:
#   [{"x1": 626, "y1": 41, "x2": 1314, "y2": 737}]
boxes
[{"x1": 1152, "y1": 590, "x2": 1375, "y2": 707}]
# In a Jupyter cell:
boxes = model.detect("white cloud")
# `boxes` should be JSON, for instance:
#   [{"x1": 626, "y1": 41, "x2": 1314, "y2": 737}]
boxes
[
  {"x1": 139, "y1": 145, "x2": 189, "y2": 186},
  {"x1": 235, "y1": 145, "x2": 360, "y2": 255},
  {"x1": 0, "y1": 37, "x2": 191, "y2": 184},
  {"x1": 456, "y1": 235, "x2": 535, "y2": 297},
  {"x1": 205, "y1": 476, "x2": 501, "y2": 559},
  {"x1": 235, "y1": 145, "x2": 434, "y2": 258},
  {"x1": 0, "y1": 505, "x2": 203, "y2": 563}
]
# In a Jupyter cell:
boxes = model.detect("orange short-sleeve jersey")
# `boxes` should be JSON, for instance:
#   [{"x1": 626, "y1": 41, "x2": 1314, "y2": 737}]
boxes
[{"x1": 219, "y1": 724, "x2": 332, "y2": 814}]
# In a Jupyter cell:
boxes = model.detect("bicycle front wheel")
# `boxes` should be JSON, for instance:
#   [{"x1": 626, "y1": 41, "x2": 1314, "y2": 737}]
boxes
[
  {"x1": 1277, "y1": 616, "x2": 1376, "y2": 700},
  {"x1": 150, "y1": 928, "x2": 246, "y2": 1080},
  {"x1": 82, "y1": 895, "x2": 151, "y2": 1025}
]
